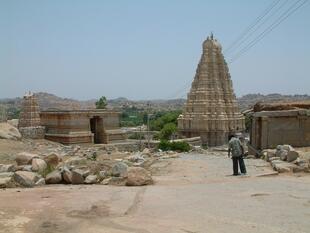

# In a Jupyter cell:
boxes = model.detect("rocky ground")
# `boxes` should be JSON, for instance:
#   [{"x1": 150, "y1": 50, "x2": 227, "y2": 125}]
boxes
[{"x1": 0, "y1": 145, "x2": 310, "y2": 233}]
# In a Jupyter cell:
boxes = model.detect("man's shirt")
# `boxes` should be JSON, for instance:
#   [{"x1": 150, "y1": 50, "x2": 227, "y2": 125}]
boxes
[{"x1": 229, "y1": 137, "x2": 243, "y2": 157}]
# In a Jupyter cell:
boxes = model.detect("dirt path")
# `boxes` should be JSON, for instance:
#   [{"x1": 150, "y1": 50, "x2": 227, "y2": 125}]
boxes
[{"x1": 0, "y1": 153, "x2": 310, "y2": 233}]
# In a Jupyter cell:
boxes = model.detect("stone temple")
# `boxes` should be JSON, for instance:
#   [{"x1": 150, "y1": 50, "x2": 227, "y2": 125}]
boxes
[
  {"x1": 178, "y1": 34, "x2": 245, "y2": 146},
  {"x1": 18, "y1": 92, "x2": 45, "y2": 139}
]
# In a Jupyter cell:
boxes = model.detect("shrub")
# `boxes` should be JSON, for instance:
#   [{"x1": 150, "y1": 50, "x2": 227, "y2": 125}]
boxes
[
  {"x1": 159, "y1": 122, "x2": 177, "y2": 140},
  {"x1": 158, "y1": 140, "x2": 191, "y2": 152}
]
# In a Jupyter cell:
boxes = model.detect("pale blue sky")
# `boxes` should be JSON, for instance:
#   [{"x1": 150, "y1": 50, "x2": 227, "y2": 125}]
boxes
[{"x1": 1, "y1": 0, "x2": 309, "y2": 100}]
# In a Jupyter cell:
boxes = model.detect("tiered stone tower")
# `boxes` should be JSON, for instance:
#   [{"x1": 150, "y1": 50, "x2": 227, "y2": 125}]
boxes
[
  {"x1": 178, "y1": 34, "x2": 245, "y2": 146},
  {"x1": 18, "y1": 92, "x2": 45, "y2": 139}
]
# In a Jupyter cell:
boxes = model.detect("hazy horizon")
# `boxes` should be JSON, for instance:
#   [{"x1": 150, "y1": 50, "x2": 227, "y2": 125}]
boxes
[{"x1": 1, "y1": 1, "x2": 310, "y2": 100}]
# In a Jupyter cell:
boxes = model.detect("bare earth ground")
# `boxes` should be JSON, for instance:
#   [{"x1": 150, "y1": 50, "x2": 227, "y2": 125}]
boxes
[{"x1": 0, "y1": 152, "x2": 310, "y2": 233}]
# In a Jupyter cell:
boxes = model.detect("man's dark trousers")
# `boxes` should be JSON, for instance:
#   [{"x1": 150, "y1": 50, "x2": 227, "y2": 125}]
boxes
[{"x1": 232, "y1": 156, "x2": 247, "y2": 175}]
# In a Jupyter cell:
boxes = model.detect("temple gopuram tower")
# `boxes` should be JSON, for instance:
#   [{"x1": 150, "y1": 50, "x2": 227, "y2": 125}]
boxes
[
  {"x1": 18, "y1": 92, "x2": 45, "y2": 139},
  {"x1": 178, "y1": 34, "x2": 245, "y2": 146}
]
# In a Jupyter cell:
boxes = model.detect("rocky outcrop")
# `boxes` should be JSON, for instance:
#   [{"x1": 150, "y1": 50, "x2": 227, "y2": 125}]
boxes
[{"x1": 0, "y1": 122, "x2": 21, "y2": 140}]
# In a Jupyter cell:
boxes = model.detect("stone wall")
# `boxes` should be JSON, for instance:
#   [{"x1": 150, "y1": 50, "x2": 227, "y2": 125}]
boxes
[
  {"x1": 250, "y1": 109, "x2": 310, "y2": 150},
  {"x1": 19, "y1": 126, "x2": 45, "y2": 139}
]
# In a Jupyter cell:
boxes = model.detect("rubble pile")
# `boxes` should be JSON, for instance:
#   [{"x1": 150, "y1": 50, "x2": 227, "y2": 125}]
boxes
[
  {"x1": 0, "y1": 141, "x2": 182, "y2": 189},
  {"x1": 261, "y1": 145, "x2": 310, "y2": 173}
]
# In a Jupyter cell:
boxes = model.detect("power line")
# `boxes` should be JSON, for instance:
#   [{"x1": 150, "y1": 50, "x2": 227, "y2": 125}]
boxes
[
  {"x1": 225, "y1": 0, "x2": 289, "y2": 56},
  {"x1": 224, "y1": 0, "x2": 281, "y2": 54},
  {"x1": 228, "y1": 0, "x2": 309, "y2": 64}
]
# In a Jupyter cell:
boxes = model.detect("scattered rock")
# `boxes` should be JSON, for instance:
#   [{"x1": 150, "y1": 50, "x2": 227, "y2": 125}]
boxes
[
  {"x1": 100, "y1": 177, "x2": 112, "y2": 185},
  {"x1": 0, "y1": 176, "x2": 15, "y2": 188},
  {"x1": 71, "y1": 169, "x2": 85, "y2": 184},
  {"x1": 44, "y1": 153, "x2": 60, "y2": 167},
  {"x1": 126, "y1": 167, "x2": 153, "y2": 186},
  {"x1": 32, "y1": 158, "x2": 47, "y2": 173},
  {"x1": 14, "y1": 171, "x2": 41, "y2": 187},
  {"x1": 22, "y1": 165, "x2": 33, "y2": 172},
  {"x1": 0, "y1": 122, "x2": 21, "y2": 140},
  {"x1": 0, "y1": 164, "x2": 15, "y2": 173},
  {"x1": 65, "y1": 157, "x2": 87, "y2": 166},
  {"x1": 85, "y1": 175, "x2": 97, "y2": 184},
  {"x1": 0, "y1": 172, "x2": 14, "y2": 178},
  {"x1": 62, "y1": 166, "x2": 72, "y2": 184},
  {"x1": 45, "y1": 170, "x2": 62, "y2": 184},
  {"x1": 108, "y1": 177, "x2": 127, "y2": 186},
  {"x1": 287, "y1": 150, "x2": 299, "y2": 163},
  {"x1": 16, "y1": 152, "x2": 38, "y2": 165},
  {"x1": 98, "y1": 170, "x2": 107, "y2": 180},
  {"x1": 35, "y1": 178, "x2": 46, "y2": 186},
  {"x1": 111, "y1": 162, "x2": 128, "y2": 177}
]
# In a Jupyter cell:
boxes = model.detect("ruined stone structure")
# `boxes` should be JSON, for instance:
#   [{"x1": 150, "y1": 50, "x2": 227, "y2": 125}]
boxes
[
  {"x1": 40, "y1": 110, "x2": 126, "y2": 144},
  {"x1": 18, "y1": 92, "x2": 45, "y2": 139},
  {"x1": 249, "y1": 107, "x2": 310, "y2": 151},
  {"x1": 178, "y1": 34, "x2": 245, "y2": 146}
]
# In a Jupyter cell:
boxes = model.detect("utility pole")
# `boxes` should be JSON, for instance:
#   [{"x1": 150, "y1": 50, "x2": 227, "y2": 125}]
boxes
[{"x1": 147, "y1": 102, "x2": 151, "y2": 149}]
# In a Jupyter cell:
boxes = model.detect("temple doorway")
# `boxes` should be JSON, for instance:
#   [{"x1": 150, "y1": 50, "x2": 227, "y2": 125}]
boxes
[{"x1": 90, "y1": 116, "x2": 102, "y2": 143}]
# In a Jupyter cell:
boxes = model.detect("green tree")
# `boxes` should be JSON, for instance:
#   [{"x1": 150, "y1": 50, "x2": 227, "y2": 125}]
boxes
[
  {"x1": 159, "y1": 122, "x2": 177, "y2": 140},
  {"x1": 95, "y1": 96, "x2": 107, "y2": 109}
]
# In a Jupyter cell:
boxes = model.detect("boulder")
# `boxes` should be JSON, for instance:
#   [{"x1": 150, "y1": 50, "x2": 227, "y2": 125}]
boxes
[
  {"x1": 0, "y1": 164, "x2": 15, "y2": 173},
  {"x1": 271, "y1": 160, "x2": 298, "y2": 173},
  {"x1": 45, "y1": 170, "x2": 62, "y2": 184},
  {"x1": 0, "y1": 172, "x2": 14, "y2": 178},
  {"x1": 62, "y1": 166, "x2": 72, "y2": 184},
  {"x1": 14, "y1": 171, "x2": 41, "y2": 187},
  {"x1": 44, "y1": 153, "x2": 60, "y2": 167},
  {"x1": 31, "y1": 159, "x2": 47, "y2": 173},
  {"x1": 0, "y1": 176, "x2": 15, "y2": 188},
  {"x1": 0, "y1": 122, "x2": 21, "y2": 140},
  {"x1": 287, "y1": 150, "x2": 299, "y2": 163},
  {"x1": 98, "y1": 170, "x2": 107, "y2": 180},
  {"x1": 15, "y1": 152, "x2": 38, "y2": 165},
  {"x1": 278, "y1": 150, "x2": 288, "y2": 161},
  {"x1": 111, "y1": 162, "x2": 128, "y2": 177},
  {"x1": 85, "y1": 175, "x2": 97, "y2": 184},
  {"x1": 71, "y1": 169, "x2": 85, "y2": 184},
  {"x1": 126, "y1": 167, "x2": 153, "y2": 186}
]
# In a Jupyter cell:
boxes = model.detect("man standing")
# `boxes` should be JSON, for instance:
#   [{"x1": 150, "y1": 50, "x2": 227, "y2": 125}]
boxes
[{"x1": 228, "y1": 134, "x2": 247, "y2": 176}]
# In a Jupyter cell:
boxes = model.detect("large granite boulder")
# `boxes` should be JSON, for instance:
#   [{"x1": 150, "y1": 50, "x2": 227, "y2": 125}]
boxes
[
  {"x1": 14, "y1": 171, "x2": 41, "y2": 187},
  {"x1": 45, "y1": 170, "x2": 62, "y2": 184},
  {"x1": 126, "y1": 167, "x2": 153, "y2": 186},
  {"x1": 0, "y1": 122, "x2": 21, "y2": 140},
  {"x1": 16, "y1": 152, "x2": 38, "y2": 166},
  {"x1": 111, "y1": 162, "x2": 128, "y2": 177}
]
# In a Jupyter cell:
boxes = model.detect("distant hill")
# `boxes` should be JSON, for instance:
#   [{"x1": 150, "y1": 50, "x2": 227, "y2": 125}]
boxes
[
  {"x1": 237, "y1": 93, "x2": 310, "y2": 111},
  {"x1": 1, "y1": 92, "x2": 310, "y2": 118}
]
